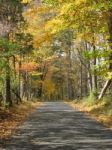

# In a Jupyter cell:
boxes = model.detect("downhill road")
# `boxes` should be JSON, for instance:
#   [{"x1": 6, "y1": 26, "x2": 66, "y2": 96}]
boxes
[{"x1": 1, "y1": 102, "x2": 112, "y2": 150}]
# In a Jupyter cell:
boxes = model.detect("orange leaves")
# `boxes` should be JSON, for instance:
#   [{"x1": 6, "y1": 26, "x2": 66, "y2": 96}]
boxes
[
  {"x1": 20, "y1": 62, "x2": 39, "y2": 72},
  {"x1": 0, "y1": 102, "x2": 42, "y2": 139}
]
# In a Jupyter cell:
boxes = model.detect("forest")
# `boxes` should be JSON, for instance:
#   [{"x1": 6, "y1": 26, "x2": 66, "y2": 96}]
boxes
[{"x1": 0, "y1": 0, "x2": 112, "y2": 141}]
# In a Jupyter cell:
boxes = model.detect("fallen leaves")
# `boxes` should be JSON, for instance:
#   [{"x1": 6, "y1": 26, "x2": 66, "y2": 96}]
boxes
[
  {"x1": 67, "y1": 101, "x2": 112, "y2": 129},
  {"x1": 0, "y1": 101, "x2": 42, "y2": 140}
]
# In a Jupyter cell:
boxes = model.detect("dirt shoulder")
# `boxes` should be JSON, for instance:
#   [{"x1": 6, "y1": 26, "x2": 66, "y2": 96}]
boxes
[
  {"x1": 67, "y1": 101, "x2": 112, "y2": 129},
  {"x1": 0, "y1": 101, "x2": 42, "y2": 140}
]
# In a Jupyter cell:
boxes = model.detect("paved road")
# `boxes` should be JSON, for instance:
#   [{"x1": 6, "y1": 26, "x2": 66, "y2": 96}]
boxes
[{"x1": 1, "y1": 102, "x2": 112, "y2": 150}]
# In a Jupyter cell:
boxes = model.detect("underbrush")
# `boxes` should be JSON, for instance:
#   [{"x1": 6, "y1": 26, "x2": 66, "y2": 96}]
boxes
[
  {"x1": 0, "y1": 100, "x2": 42, "y2": 140},
  {"x1": 70, "y1": 95, "x2": 112, "y2": 128}
]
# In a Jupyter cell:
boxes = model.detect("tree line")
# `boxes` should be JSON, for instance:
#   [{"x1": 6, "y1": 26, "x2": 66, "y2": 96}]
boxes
[{"x1": 0, "y1": 0, "x2": 112, "y2": 107}]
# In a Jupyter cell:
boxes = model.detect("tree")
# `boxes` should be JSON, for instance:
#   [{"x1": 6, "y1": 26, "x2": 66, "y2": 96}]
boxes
[
  {"x1": 43, "y1": 0, "x2": 112, "y2": 99},
  {"x1": 0, "y1": 0, "x2": 24, "y2": 106}
]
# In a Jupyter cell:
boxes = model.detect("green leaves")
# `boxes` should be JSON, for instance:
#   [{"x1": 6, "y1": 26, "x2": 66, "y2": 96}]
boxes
[
  {"x1": 0, "y1": 37, "x2": 22, "y2": 57},
  {"x1": 0, "y1": 59, "x2": 7, "y2": 69}
]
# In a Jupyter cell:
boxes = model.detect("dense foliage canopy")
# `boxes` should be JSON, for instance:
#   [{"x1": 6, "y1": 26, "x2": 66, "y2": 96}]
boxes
[{"x1": 0, "y1": 0, "x2": 111, "y2": 107}]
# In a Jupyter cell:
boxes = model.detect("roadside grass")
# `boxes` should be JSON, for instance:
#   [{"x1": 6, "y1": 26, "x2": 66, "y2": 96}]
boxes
[
  {"x1": 0, "y1": 100, "x2": 42, "y2": 140},
  {"x1": 69, "y1": 95, "x2": 112, "y2": 128}
]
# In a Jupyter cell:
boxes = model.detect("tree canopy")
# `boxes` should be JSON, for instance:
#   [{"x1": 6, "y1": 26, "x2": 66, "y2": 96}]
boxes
[{"x1": 0, "y1": 0, "x2": 111, "y2": 107}]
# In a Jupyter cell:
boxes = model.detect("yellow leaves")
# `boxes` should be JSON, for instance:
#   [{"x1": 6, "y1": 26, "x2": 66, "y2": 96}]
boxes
[
  {"x1": 21, "y1": 0, "x2": 32, "y2": 4},
  {"x1": 23, "y1": 4, "x2": 55, "y2": 47},
  {"x1": 43, "y1": 79, "x2": 56, "y2": 95},
  {"x1": 33, "y1": 32, "x2": 52, "y2": 48},
  {"x1": 60, "y1": 0, "x2": 87, "y2": 16},
  {"x1": 44, "y1": 1, "x2": 89, "y2": 35},
  {"x1": 105, "y1": 72, "x2": 112, "y2": 80},
  {"x1": 75, "y1": 0, "x2": 87, "y2": 5},
  {"x1": 60, "y1": 3, "x2": 72, "y2": 15},
  {"x1": 45, "y1": 17, "x2": 65, "y2": 34}
]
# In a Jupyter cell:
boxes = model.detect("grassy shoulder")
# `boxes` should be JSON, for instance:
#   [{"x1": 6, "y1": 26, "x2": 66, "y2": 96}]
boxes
[
  {"x1": 0, "y1": 101, "x2": 42, "y2": 140},
  {"x1": 67, "y1": 95, "x2": 112, "y2": 129}
]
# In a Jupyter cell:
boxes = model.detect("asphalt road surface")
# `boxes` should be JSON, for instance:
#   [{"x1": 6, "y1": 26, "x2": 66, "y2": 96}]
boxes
[{"x1": 1, "y1": 102, "x2": 112, "y2": 150}]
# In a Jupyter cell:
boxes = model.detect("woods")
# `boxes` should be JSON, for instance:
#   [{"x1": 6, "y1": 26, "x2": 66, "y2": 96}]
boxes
[
  {"x1": 0, "y1": 0, "x2": 112, "y2": 147},
  {"x1": 0, "y1": 0, "x2": 111, "y2": 106}
]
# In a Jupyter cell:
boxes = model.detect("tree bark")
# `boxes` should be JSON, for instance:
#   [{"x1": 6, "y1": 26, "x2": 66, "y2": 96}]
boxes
[
  {"x1": 92, "y1": 38, "x2": 98, "y2": 94},
  {"x1": 98, "y1": 10, "x2": 112, "y2": 99},
  {"x1": 5, "y1": 58, "x2": 12, "y2": 107},
  {"x1": 80, "y1": 62, "x2": 83, "y2": 98},
  {"x1": 98, "y1": 79, "x2": 111, "y2": 100}
]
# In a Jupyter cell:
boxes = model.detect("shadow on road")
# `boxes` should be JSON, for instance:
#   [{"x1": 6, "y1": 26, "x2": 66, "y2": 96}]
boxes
[{"x1": 1, "y1": 102, "x2": 112, "y2": 150}]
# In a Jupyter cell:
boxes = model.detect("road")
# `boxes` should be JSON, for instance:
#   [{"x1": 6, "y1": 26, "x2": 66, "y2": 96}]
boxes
[{"x1": 1, "y1": 102, "x2": 112, "y2": 150}]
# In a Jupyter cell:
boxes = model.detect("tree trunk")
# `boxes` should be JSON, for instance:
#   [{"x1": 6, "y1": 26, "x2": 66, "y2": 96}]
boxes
[
  {"x1": 80, "y1": 62, "x2": 83, "y2": 98},
  {"x1": 98, "y1": 79, "x2": 111, "y2": 100},
  {"x1": 98, "y1": 10, "x2": 112, "y2": 99},
  {"x1": 84, "y1": 67, "x2": 88, "y2": 96},
  {"x1": 13, "y1": 56, "x2": 16, "y2": 79},
  {"x1": 18, "y1": 60, "x2": 22, "y2": 102},
  {"x1": 88, "y1": 63, "x2": 93, "y2": 92},
  {"x1": 92, "y1": 41, "x2": 98, "y2": 95},
  {"x1": 5, "y1": 58, "x2": 12, "y2": 107},
  {"x1": 66, "y1": 48, "x2": 73, "y2": 99}
]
